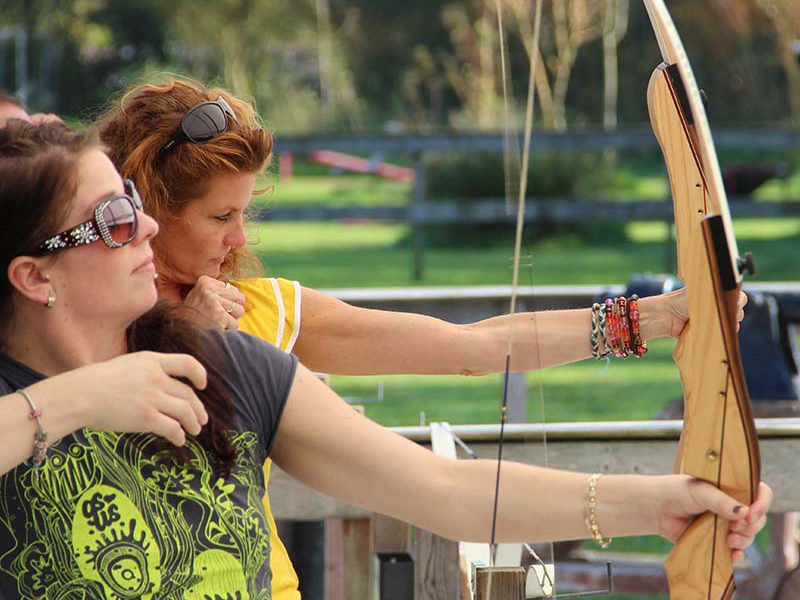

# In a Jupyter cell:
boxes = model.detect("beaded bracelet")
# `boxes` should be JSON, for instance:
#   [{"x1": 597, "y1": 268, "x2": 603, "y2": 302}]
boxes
[
  {"x1": 628, "y1": 295, "x2": 648, "y2": 357},
  {"x1": 17, "y1": 389, "x2": 48, "y2": 481},
  {"x1": 604, "y1": 299, "x2": 619, "y2": 357},
  {"x1": 592, "y1": 295, "x2": 650, "y2": 360},
  {"x1": 584, "y1": 473, "x2": 612, "y2": 549},
  {"x1": 617, "y1": 296, "x2": 630, "y2": 358}
]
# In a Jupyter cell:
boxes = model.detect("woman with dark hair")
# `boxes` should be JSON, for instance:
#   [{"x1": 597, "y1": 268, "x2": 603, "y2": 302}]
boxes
[
  {"x1": 0, "y1": 120, "x2": 770, "y2": 599},
  {"x1": 96, "y1": 77, "x2": 749, "y2": 599},
  {"x1": 0, "y1": 90, "x2": 61, "y2": 127}
]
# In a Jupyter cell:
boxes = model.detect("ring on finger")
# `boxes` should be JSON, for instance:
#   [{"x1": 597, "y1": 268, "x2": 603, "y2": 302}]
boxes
[{"x1": 226, "y1": 301, "x2": 234, "y2": 314}]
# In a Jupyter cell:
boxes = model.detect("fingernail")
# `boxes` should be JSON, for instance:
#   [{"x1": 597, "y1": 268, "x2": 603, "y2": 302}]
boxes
[{"x1": 732, "y1": 505, "x2": 743, "y2": 514}]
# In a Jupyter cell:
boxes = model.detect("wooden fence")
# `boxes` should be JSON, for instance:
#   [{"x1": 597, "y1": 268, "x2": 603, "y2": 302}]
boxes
[
  {"x1": 268, "y1": 129, "x2": 800, "y2": 279},
  {"x1": 270, "y1": 419, "x2": 800, "y2": 599}
]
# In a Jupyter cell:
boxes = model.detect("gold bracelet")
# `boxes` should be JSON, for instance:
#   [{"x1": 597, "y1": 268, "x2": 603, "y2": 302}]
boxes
[{"x1": 584, "y1": 473, "x2": 612, "y2": 549}]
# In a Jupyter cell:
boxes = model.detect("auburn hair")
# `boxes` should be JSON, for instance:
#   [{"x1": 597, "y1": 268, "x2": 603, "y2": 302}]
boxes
[{"x1": 97, "y1": 77, "x2": 274, "y2": 281}]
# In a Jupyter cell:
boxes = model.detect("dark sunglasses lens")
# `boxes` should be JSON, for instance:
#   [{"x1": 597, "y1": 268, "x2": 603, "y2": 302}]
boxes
[
  {"x1": 102, "y1": 197, "x2": 137, "y2": 244},
  {"x1": 182, "y1": 104, "x2": 228, "y2": 143}
]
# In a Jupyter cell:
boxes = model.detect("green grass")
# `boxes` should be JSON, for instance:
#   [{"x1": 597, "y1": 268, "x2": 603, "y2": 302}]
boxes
[
  {"x1": 332, "y1": 338, "x2": 680, "y2": 427},
  {"x1": 265, "y1": 174, "x2": 409, "y2": 206},
  {"x1": 248, "y1": 218, "x2": 800, "y2": 288},
  {"x1": 255, "y1": 160, "x2": 411, "y2": 207}
]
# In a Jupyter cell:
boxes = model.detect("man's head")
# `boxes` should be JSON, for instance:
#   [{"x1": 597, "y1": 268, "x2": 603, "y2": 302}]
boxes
[{"x1": 0, "y1": 92, "x2": 31, "y2": 127}]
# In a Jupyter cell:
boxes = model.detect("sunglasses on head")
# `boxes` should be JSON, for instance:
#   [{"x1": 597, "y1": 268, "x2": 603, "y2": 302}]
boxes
[
  {"x1": 161, "y1": 95, "x2": 238, "y2": 155},
  {"x1": 34, "y1": 179, "x2": 144, "y2": 255}
]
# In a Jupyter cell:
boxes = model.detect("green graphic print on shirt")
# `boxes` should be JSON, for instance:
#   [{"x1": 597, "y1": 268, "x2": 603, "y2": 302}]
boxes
[{"x1": 0, "y1": 428, "x2": 273, "y2": 600}]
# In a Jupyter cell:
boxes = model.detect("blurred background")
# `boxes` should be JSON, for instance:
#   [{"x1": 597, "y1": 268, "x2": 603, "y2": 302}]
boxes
[
  {"x1": 3, "y1": 1, "x2": 799, "y2": 598},
  {"x1": 1, "y1": 0, "x2": 799, "y2": 129}
]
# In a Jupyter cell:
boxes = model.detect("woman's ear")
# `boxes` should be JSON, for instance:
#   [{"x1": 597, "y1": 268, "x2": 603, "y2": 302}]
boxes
[{"x1": 7, "y1": 256, "x2": 54, "y2": 307}]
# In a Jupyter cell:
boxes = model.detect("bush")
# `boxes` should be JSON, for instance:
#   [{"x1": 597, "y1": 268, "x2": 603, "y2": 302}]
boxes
[{"x1": 416, "y1": 151, "x2": 624, "y2": 247}]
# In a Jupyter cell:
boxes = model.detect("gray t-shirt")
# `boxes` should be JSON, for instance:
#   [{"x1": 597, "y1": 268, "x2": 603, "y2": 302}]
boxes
[{"x1": 0, "y1": 330, "x2": 297, "y2": 600}]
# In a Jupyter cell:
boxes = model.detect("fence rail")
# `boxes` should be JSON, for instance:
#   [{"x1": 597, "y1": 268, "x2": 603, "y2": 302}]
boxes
[
  {"x1": 269, "y1": 129, "x2": 800, "y2": 279},
  {"x1": 273, "y1": 128, "x2": 800, "y2": 154},
  {"x1": 254, "y1": 197, "x2": 800, "y2": 223}
]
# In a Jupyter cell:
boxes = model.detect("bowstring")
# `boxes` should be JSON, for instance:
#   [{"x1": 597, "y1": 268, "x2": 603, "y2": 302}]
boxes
[{"x1": 488, "y1": 0, "x2": 546, "y2": 592}]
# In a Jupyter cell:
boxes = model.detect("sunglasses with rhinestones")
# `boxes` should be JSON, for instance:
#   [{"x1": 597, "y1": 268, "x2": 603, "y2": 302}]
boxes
[
  {"x1": 160, "y1": 96, "x2": 238, "y2": 155},
  {"x1": 33, "y1": 179, "x2": 144, "y2": 255}
]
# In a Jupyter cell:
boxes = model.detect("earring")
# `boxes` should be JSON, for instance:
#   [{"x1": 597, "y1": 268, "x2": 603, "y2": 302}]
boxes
[{"x1": 46, "y1": 292, "x2": 55, "y2": 308}]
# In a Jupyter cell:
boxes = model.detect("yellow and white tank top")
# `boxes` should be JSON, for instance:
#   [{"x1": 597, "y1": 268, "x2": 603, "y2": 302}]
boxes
[
  {"x1": 234, "y1": 277, "x2": 302, "y2": 600},
  {"x1": 236, "y1": 277, "x2": 302, "y2": 353}
]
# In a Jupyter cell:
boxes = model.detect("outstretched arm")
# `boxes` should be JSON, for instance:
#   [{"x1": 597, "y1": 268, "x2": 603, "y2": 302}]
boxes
[
  {"x1": 292, "y1": 287, "x2": 692, "y2": 375},
  {"x1": 270, "y1": 363, "x2": 769, "y2": 551}
]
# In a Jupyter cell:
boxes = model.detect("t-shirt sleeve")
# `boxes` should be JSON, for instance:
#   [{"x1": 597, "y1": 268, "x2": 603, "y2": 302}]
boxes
[
  {"x1": 211, "y1": 330, "x2": 298, "y2": 458},
  {"x1": 234, "y1": 277, "x2": 302, "y2": 353}
]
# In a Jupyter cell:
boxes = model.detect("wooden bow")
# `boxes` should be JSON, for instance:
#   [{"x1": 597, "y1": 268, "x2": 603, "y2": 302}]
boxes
[{"x1": 643, "y1": 2, "x2": 761, "y2": 598}]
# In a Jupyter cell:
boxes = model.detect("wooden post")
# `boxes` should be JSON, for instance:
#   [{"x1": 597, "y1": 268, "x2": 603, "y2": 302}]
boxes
[
  {"x1": 373, "y1": 514, "x2": 410, "y2": 554},
  {"x1": 411, "y1": 153, "x2": 426, "y2": 281},
  {"x1": 474, "y1": 567, "x2": 526, "y2": 600},
  {"x1": 324, "y1": 518, "x2": 344, "y2": 600},
  {"x1": 343, "y1": 518, "x2": 372, "y2": 598},
  {"x1": 324, "y1": 518, "x2": 372, "y2": 600},
  {"x1": 415, "y1": 528, "x2": 461, "y2": 600}
]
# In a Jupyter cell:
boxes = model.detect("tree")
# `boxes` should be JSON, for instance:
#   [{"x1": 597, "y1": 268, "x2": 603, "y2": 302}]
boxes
[
  {"x1": 440, "y1": 0, "x2": 504, "y2": 129},
  {"x1": 751, "y1": 0, "x2": 800, "y2": 123},
  {"x1": 601, "y1": 0, "x2": 629, "y2": 131},
  {"x1": 167, "y1": 0, "x2": 362, "y2": 131}
]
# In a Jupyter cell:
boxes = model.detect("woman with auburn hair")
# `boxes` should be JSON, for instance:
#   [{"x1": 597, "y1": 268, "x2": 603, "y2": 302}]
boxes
[
  {"x1": 96, "y1": 77, "x2": 749, "y2": 598},
  {"x1": 0, "y1": 119, "x2": 772, "y2": 600}
]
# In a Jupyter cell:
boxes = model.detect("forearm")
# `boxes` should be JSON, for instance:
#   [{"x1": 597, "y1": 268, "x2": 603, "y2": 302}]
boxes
[
  {"x1": 486, "y1": 294, "x2": 671, "y2": 373},
  {"x1": 0, "y1": 378, "x2": 87, "y2": 476},
  {"x1": 407, "y1": 461, "x2": 662, "y2": 543},
  {"x1": 275, "y1": 368, "x2": 664, "y2": 544},
  {"x1": 295, "y1": 288, "x2": 675, "y2": 376}
]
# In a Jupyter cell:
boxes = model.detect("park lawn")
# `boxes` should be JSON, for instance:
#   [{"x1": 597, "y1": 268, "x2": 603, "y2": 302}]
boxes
[
  {"x1": 265, "y1": 173, "x2": 409, "y2": 206},
  {"x1": 332, "y1": 337, "x2": 681, "y2": 426},
  {"x1": 248, "y1": 218, "x2": 800, "y2": 287}
]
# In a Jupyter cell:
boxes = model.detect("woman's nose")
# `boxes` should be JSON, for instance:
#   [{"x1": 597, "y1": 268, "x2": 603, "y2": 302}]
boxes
[
  {"x1": 224, "y1": 220, "x2": 247, "y2": 248},
  {"x1": 137, "y1": 211, "x2": 159, "y2": 242}
]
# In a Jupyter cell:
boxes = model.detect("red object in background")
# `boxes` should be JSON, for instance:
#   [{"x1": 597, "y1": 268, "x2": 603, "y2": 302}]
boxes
[
  {"x1": 279, "y1": 152, "x2": 294, "y2": 182},
  {"x1": 308, "y1": 150, "x2": 414, "y2": 182}
]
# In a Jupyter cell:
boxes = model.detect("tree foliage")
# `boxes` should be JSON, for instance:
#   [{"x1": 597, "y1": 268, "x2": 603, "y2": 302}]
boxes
[{"x1": 0, "y1": 0, "x2": 796, "y2": 130}]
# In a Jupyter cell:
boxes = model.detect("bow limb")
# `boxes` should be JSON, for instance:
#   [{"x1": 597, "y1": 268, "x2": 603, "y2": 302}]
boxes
[{"x1": 643, "y1": 2, "x2": 761, "y2": 598}]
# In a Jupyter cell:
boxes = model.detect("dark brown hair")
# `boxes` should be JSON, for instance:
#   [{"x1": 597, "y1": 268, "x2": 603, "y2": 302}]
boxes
[
  {"x1": 97, "y1": 77, "x2": 274, "y2": 281},
  {"x1": 127, "y1": 303, "x2": 237, "y2": 478},
  {"x1": 0, "y1": 120, "x2": 85, "y2": 329},
  {"x1": 0, "y1": 121, "x2": 238, "y2": 477}
]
